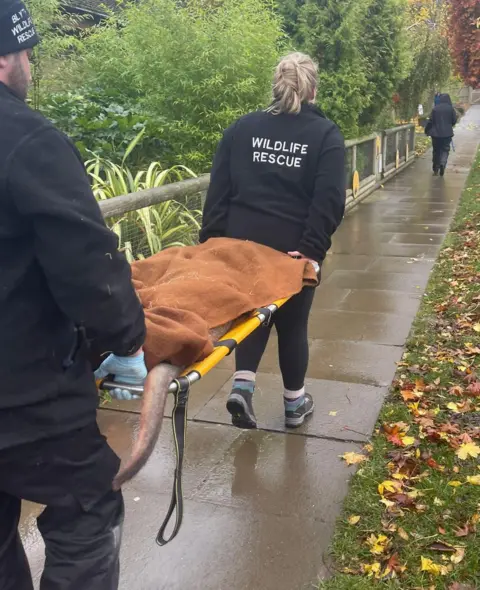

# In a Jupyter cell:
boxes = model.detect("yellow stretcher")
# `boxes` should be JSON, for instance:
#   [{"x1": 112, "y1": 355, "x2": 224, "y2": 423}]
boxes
[{"x1": 100, "y1": 297, "x2": 290, "y2": 546}]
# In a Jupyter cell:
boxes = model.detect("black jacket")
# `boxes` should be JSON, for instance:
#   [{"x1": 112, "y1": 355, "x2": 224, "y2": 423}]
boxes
[
  {"x1": 200, "y1": 104, "x2": 346, "y2": 263},
  {"x1": 425, "y1": 94, "x2": 457, "y2": 138},
  {"x1": 0, "y1": 82, "x2": 145, "y2": 449}
]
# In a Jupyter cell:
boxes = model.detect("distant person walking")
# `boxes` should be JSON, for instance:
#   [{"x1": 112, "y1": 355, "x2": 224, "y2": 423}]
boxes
[{"x1": 425, "y1": 93, "x2": 457, "y2": 176}]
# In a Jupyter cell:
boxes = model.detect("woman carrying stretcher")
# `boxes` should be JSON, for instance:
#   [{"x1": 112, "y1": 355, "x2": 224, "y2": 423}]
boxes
[{"x1": 200, "y1": 52, "x2": 346, "y2": 429}]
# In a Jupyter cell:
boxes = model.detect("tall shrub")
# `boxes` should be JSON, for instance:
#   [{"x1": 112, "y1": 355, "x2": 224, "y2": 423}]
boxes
[
  {"x1": 396, "y1": 0, "x2": 451, "y2": 119},
  {"x1": 447, "y1": 0, "x2": 480, "y2": 88},
  {"x1": 299, "y1": 0, "x2": 373, "y2": 137},
  {"x1": 67, "y1": 0, "x2": 283, "y2": 170},
  {"x1": 280, "y1": 0, "x2": 410, "y2": 136},
  {"x1": 358, "y1": 0, "x2": 410, "y2": 127}
]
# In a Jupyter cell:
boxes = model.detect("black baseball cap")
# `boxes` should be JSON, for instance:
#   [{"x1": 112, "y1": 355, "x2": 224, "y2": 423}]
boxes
[{"x1": 0, "y1": 0, "x2": 39, "y2": 57}]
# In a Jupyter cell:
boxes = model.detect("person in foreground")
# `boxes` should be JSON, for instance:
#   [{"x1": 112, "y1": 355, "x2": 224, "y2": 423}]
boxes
[
  {"x1": 0, "y1": 2, "x2": 148, "y2": 588},
  {"x1": 200, "y1": 52, "x2": 346, "y2": 430},
  {"x1": 425, "y1": 93, "x2": 457, "y2": 177}
]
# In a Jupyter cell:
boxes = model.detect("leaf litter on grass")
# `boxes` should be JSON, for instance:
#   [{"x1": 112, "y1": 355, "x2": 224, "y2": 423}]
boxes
[{"x1": 319, "y1": 150, "x2": 480, "y2": 590}]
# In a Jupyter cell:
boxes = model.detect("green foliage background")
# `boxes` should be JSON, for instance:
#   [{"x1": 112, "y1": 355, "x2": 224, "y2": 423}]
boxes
[{"x1": 27, "y1": 0, "x2": 454, "y2": 168}]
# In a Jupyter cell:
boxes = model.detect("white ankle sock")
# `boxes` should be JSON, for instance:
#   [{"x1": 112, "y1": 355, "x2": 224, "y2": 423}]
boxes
[
  {"x1": 284, "y1": 387, "x2": 305, "y2": 400},
  {"x1": 234, "y1": 370, "x2": 256, "y2": 383}
]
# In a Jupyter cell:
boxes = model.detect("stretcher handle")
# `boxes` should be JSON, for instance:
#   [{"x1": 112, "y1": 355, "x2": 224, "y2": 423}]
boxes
[{"x1": 99, "y1": 380, "x2": 178, "y2": 396}]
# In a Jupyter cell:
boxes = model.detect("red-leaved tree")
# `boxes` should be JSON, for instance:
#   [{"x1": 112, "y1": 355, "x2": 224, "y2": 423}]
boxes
[{"x1": 447, "y1": 0, "x2": 480, "y2": 88}]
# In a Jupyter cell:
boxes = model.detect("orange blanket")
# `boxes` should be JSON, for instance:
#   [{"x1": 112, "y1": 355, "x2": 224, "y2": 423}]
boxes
[{"x1": 131, "y1": 238, "x2": 318, "y2": 368}]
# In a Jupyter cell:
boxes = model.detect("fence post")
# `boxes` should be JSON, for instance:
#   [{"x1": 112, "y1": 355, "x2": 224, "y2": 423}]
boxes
[
  {"x1": 382, "y1": 131, "x2": 387, "y2": 178},
  {"x1": 374, "y1": 134, "x2": 381, "y2": 181},
  {"x1": 395, "y1": 129, "x2": 400, "y2": 168}
]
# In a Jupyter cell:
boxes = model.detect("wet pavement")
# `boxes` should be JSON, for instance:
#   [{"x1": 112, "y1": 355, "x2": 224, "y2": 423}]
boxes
[{"x1": 23, "y1": 107, "x2": 480, "y2": 589}]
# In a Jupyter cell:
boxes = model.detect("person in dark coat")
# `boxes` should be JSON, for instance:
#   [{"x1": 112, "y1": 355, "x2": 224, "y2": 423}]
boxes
[
  {"x1": 0, "y1": 2, "x2": 148, "y2": 588},
  {"x1": 425, "y1": 93, "x2": 457, "y2": 176},
  {"x1": 200, "y1": 52, "x2": 346, "y2": 430}
]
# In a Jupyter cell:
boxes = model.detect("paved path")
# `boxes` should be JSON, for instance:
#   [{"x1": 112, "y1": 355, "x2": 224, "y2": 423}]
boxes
[{"x1": 24, "y1": 107, "x2": 480, "y2": 590}]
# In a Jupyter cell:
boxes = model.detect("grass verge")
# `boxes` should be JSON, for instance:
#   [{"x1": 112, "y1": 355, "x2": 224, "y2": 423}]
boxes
[{"x1": 319, "y1": 148, "x2": 480, "y2": 590}]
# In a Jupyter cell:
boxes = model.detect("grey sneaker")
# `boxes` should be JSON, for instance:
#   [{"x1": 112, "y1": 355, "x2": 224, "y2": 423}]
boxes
[
  {"x1": 284, "y1": 393, "x2": 315, "y2": 428},
  {"x1": 226, "y1": 388, "x2": 257, "y2": 429}
]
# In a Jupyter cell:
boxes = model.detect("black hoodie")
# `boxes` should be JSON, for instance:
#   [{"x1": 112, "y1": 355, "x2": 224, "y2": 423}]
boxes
[
  {"x1": 0, "y1": 82, "x2": 145, "y2": 449},
  {"x1": 200, "y1": 104, "x2": 346, "y2": 263},
  {"x1": 426, "y1": 94, "x2": 457, "y2": 138}
]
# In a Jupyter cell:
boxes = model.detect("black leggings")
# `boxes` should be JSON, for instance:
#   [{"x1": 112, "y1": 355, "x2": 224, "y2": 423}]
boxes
[
  {"x1": 432, "y1": 137, "x2": 452, "y2": 170},
  {"x1": 235, "y1": 287, "x2": 316, "y2": 391}
]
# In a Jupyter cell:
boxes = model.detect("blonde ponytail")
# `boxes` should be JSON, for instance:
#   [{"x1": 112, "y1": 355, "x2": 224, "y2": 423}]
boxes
[{"x1": 267, "y1": 52, "x2": 318, "y2": 116}]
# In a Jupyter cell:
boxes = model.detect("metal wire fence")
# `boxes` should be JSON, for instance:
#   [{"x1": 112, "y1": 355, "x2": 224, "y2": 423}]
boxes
[{"x1": 99, "y1": 124, "x2": 416, "y2": 260}]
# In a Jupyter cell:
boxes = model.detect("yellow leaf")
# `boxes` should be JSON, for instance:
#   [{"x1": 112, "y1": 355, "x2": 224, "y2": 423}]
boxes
[
  {"x1": 473, "y1": 323, "x2": 480, "y2": 333},
  {"x1": 340, "y1": 452, "x2": 368, "y2": 465},
  {"x1": 434, "y1": 497, "x2": 445, "y2": 506},
  {"x1": 466, "y1": 475, "x2": 480, "y2": 486},
  {"x1": 378, "y1": 480, "x2": 401, "y2": 495},
  {"x1": 401, "y1": 436, "x2": 416, "y2": 446},
  {"x1": 329, "y1": 411, "x2": 338, "y2": 416},
  {"x1": 363, "y1": 562, "x2": 381, "y2": 578},
  {"x1": 398, "y1": 527, "x2": 409, "y2": 541},
  {"x1": 348, "y1": 515, "x2": 361, "y2": 525},
  {"x1": 447, "y1": 402, "x2": 460, "y2": 412},
  {"x1": 456, "y1": 442, "x2": 480, "y2": 461},
  {"x1": 364, "y1": 443, "x2": 374, "y2": 453},
  {"x1": 448, "y1": 481, "x2": 463, "y2": 487},
  {"x1": 420, "y1": 556, "x2": 449, "y2": 576},
  {"x1": 366, "y1": 534, "x2": 391, "y2": 555}
]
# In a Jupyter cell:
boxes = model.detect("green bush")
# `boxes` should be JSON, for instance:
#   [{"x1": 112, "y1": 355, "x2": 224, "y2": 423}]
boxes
[
  {"x1": 40, "y1": 92, "x2": 168, "y2": 165},
  {"x1": 63, "y1": 0, "x2": 283, "y2": 171},
  {"x1": 87, "y1": 133, "x2": 201, "y2": 260}
]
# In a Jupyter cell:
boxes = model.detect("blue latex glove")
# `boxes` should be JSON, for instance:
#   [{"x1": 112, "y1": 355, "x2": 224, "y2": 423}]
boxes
[{"x1": 95, "y1": 353, "x2": 148, "y2": 400}]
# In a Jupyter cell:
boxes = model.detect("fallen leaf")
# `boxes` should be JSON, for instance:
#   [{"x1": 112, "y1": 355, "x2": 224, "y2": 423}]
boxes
[
  {"x1": 449, "y1": 583, "x2": 477, "y2": 590},
  {"x1": 363, "y1": 562, "x2": 381, "y2": 578},
  {"x1": 449, "y1": 385, "x2": 465, "y2": 396},
  {"x1": 434, "y1": 497, "x2": 445, "y2": 506},
  {"x1": 447, "y1": 402, "x2": 461, "y2": 412},
  {"x1": 383, "y1": 553, "x2": 407, "y2": 578},
  {"x1": 450, "y1": 546, "x2": 465, "y2": 565},
  {"x1": 438, "y1": 526, "x2": 446, "y2": 534},
  {"x1": 427, "y1": 458, "x2": 445, "y2": 472},
  {"x1": 387, "y1": 433, "x2": 406, "y2": 446},
  {"x1": 473, "y1": 323, "x2": 480, "y2": 333},
  {"x1": 401, "y1": 436, "x2": 416, "y2": 447},
  {"x1": 456, "y1": 442, "x2": 480, "y2": 460},
  {"x1": 378, "y1": 480, "x2": 402, "y2": 495},
  {"x1": 401, "y1": 390, "x2": 422, "y2": 402},
  {"x1": 466, "y1": 381, "x2": 480, "y2": 396},
  {"x1": 348, "y1": 515, "x2": 361, "y2": 525},
  {"x1": 427, "y1": 541, "x2": 456, "y2": 553},
  {"x1": 329, "y1": 411, "x2": 338, "y2": 416},
  {"x1": 466, "y1": 475, "x2": 480, "y2": 485},
  {"x1": 420, "y1": 556, "x2": 450, "y2": 576},
  {"x1": 366, "y1": 534, "x2": 391, "y2": 555},
  {"x1": 441, "y1": 422, "x2": 461, "y2": 434},
  {"x1": 454, "y1": 523, "x2": 470, "y2": 537},
  {"x1": 340, "y1": 452, "x2": 368, "y2": 465},
  {"x1": 398, "y1": 527, "x2": 409, "y2": 540},
  {"x1": 364, "y1": 443, "x2": 374, "y2": 453},
  {"x1": 448, "y1": 481, "x2": 463, "y2": 487}
]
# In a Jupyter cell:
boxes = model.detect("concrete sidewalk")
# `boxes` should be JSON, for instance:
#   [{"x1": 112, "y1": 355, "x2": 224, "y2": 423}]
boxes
[{"x1": 24, "y1": 107, "x2": 480, "y2": 590}]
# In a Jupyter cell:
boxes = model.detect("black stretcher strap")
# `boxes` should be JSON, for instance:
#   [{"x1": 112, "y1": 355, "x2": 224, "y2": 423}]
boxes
[
  {"x1": 156, "y1": 379, "x2": 189, "y2": 546},
  {"x1": 155, "y1": 308, "x2": 277, "y2": 546}
]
